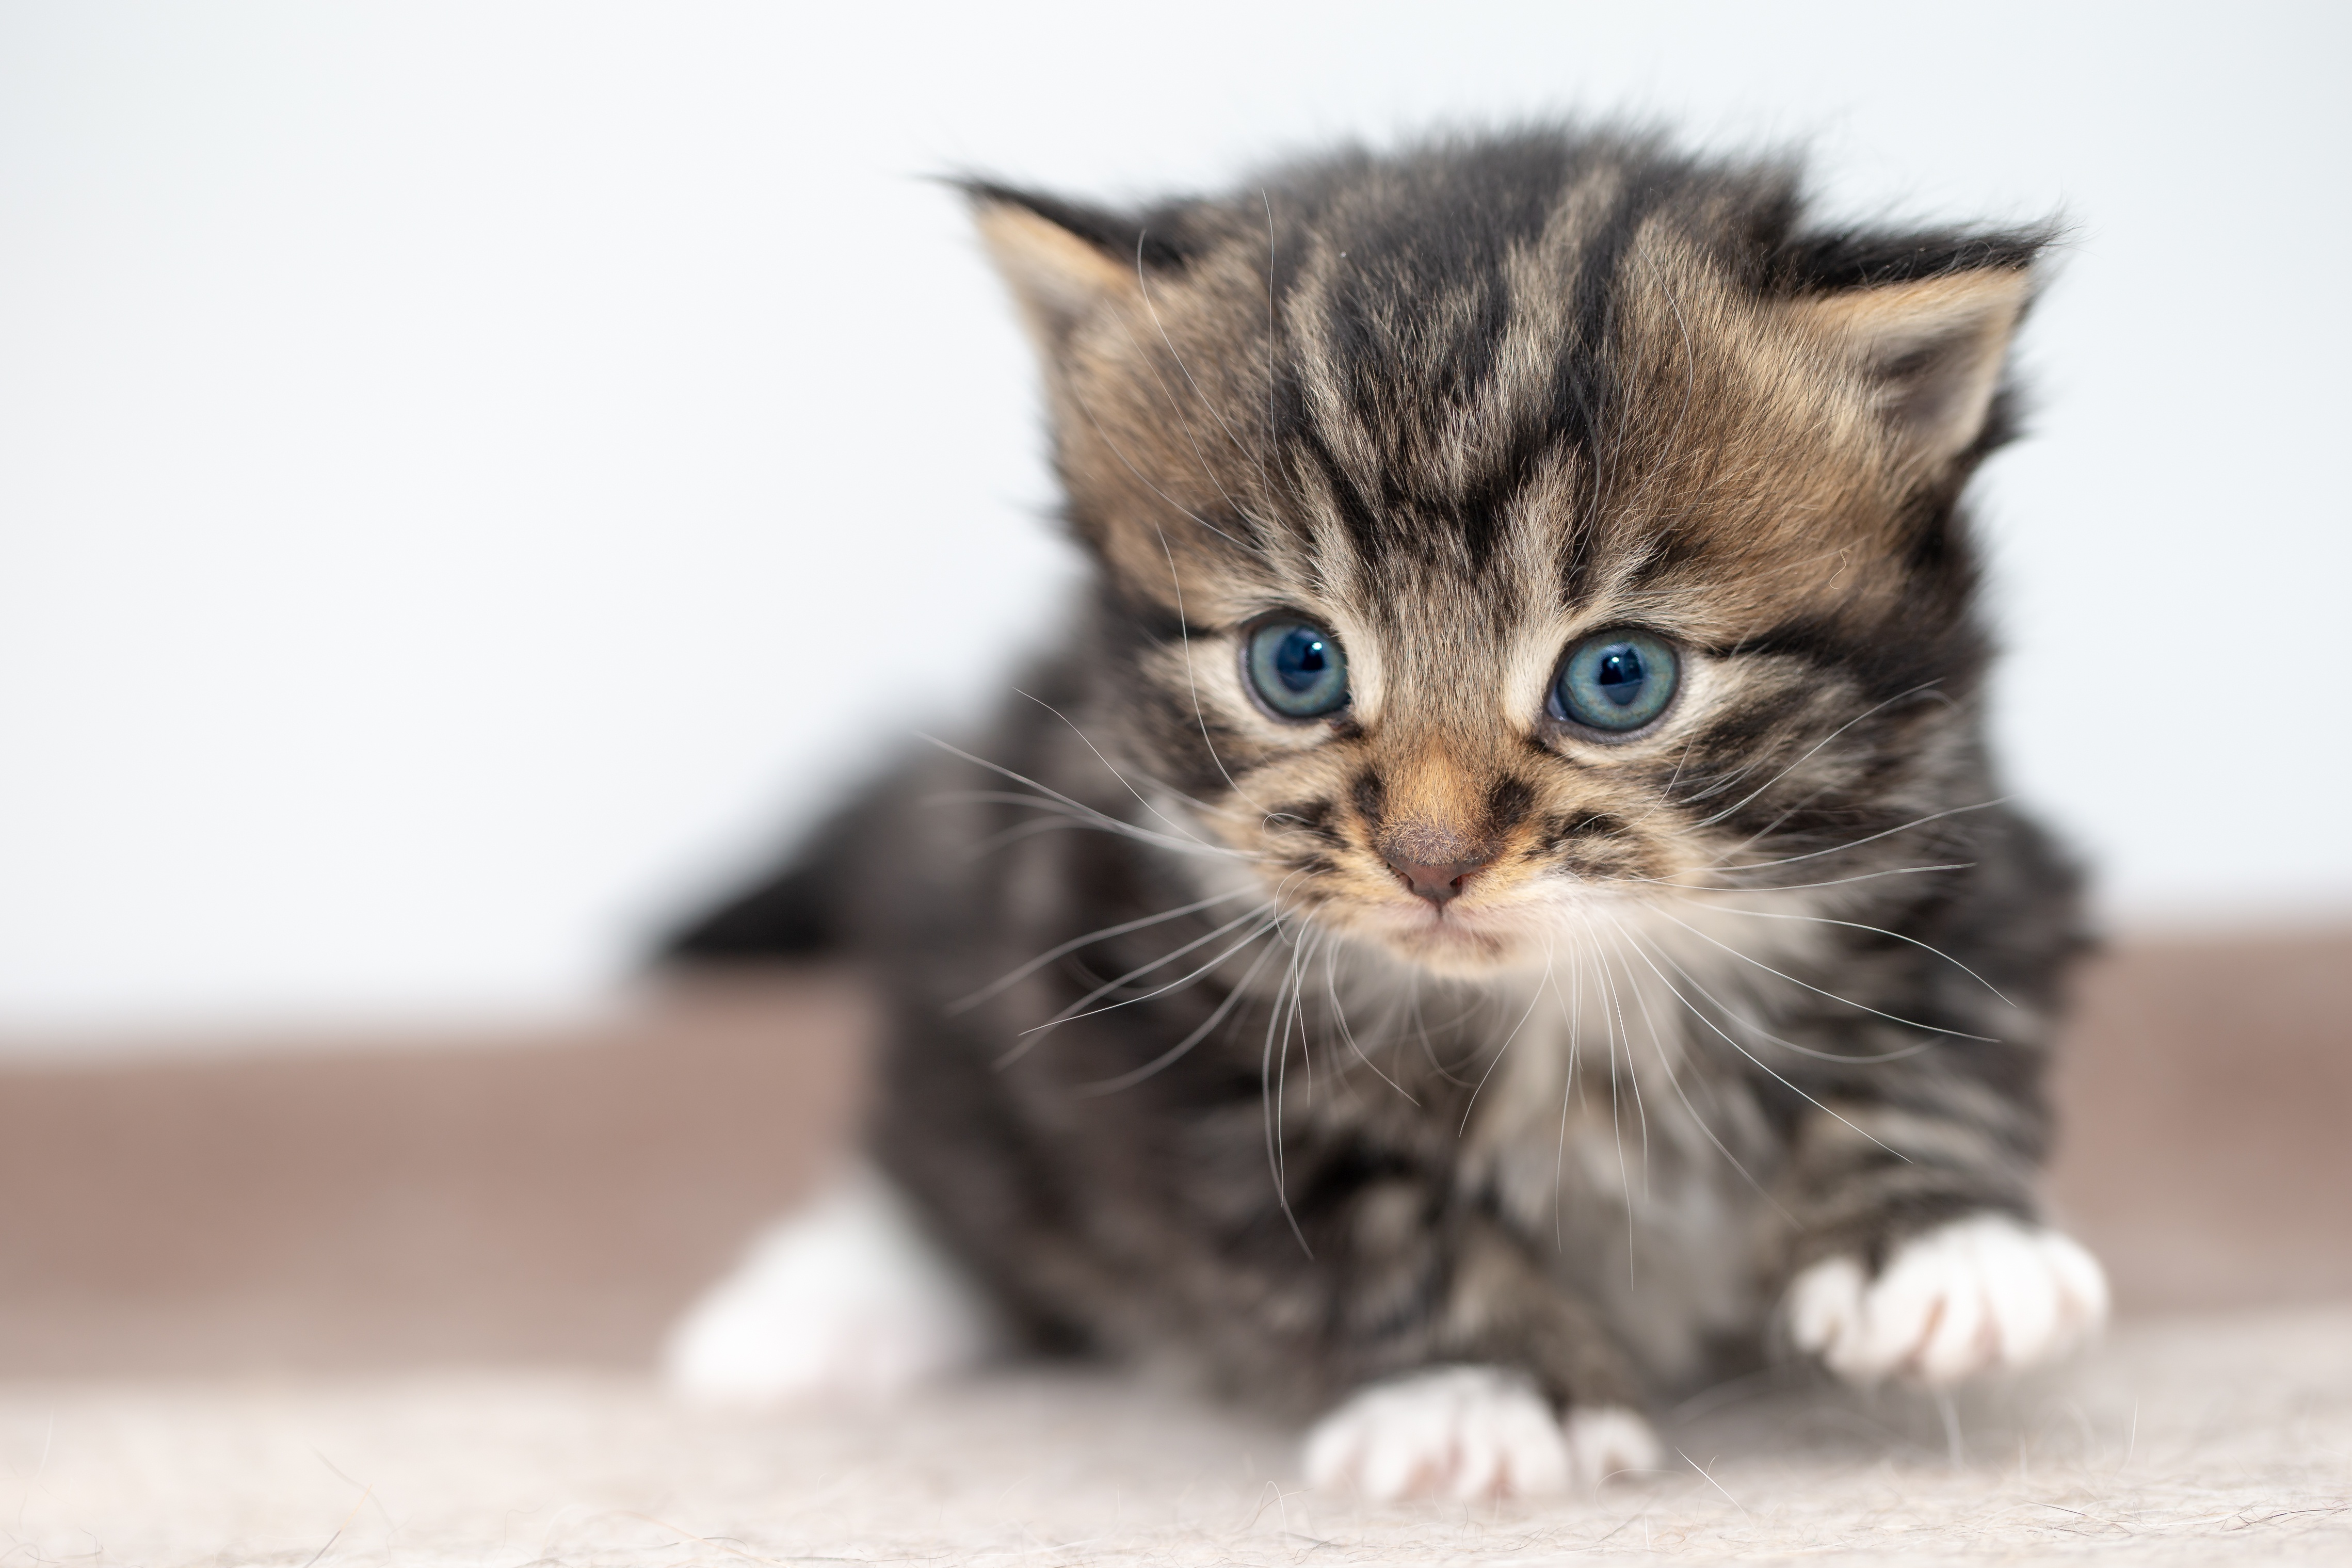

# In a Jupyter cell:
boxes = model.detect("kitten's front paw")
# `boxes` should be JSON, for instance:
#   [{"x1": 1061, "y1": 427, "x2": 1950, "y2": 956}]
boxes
[
  {"x1": 662, "y1": 1168, "x2": 996, "y2": 1406},
  {"x1": 1785, "y1": 1214, "x2": 2108, "y2": 1387},
  {"x1": 1303, "y1": 1366, "x2": 1657, "y2": 1499}
]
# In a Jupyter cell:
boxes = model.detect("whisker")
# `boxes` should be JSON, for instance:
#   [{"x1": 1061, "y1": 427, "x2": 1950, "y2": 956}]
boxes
[
  {"x1": 1263, "y1": 927, "x2": 1316, "y2": 1256},
  {"x1": 1673, "y1": 898, "x2": 2018, "y2": 1007},
  {"x1": 1628, "y1": 863, "x2": 1974, "y2": 896},
  {"x1": 1697, "y1": 778, "x2": 1842, "y2": 867},
  {"x1": 1323, "y1": 939, "x2": 1418, "y2": 1105},
  {"x1": 915, "y1": 761, "x2": 1265, "y2": 862},
  {"x1": 1551, "y1": 934, "x2": 1584, "y2": 1253},
  {"x1": 1457, "y1": 948, "x2": 1556, "y2": 1136},
  {"x1": 1580, "y1": 916, "x2": 1641, "y2": 1265},
  {"x1": 927, "y1": 786, "x2": 1254, "y2": 831},
  {"x1": 941, "y1": 799, "x2": 1263, "y2": 864},
  {"x1": 1709, "y1": 798, "x2": 2009, "y2": 875},
  {"x1": 1010, "y1": 687, "x2": 1233, "y2": 851},
  {"x1": 1662, "y1": 751, "x2": 1771, "y2": 811},
  {"x1": 1599, "y1": 912, "x2": 1910, "y2": 1165},
  {"x1": 1404, "y1": 969, "x2": 1477, "y2": 1088},
  {"x1": 1074, "y1": 927, "x2": 1287, "y2": 1096},
  {"x1": 995, "y1": 904, "x2": 1278, "y2": 1066},
  {"x1": 1635, "y1": 928, "x2": 1946, "y2": 1067},
  {"x1": 1587, "y1": 911, "x2": 1792, "y2": 1221},
  {"x1": 1646, "y1": 908, "x2": 1999, "y2": 1042},
  {"x1": 1595, "y1": 931, "x2": 1653, "y2": 1193},
  {"x1": 1131, "y1": 236, "x2": 1275, "y2": 497},
  {"x1": 1150, "y1": 524, "x2": 1275, "y2": 816},
  {"x1": 1686, "y1": 683, "x2": 1947, "y2": 831},
  {"x1": 947, "y1": 886, "x2": 1261, "y2": 1015},
  {"x1": 1064, "y1": 380, "x2": 1252, "y2": 550},
  {"x1": 1260, "y1": 189, "x2": 1276, "y2": 472}
]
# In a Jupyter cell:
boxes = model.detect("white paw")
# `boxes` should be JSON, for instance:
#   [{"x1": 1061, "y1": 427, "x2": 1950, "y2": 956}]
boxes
[
  {"x1": 1303, "y1": 1366, "x2": 1657, "y2": 1500},
  {"x1": 661, "y1": 1167, "x2": 998, "y2": 1406},
  {"x1": 1785, "y1": 1215, "x2": 2109, "y2": 1387},
  {"x1": 1561, "y1": 1403, "x2": 1666, "y2": 1485}
]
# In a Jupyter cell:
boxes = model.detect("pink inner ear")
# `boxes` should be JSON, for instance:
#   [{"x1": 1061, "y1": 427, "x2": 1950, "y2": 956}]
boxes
[
  {"x1": 1792, "y1": 269, "x2": 2031, "y2": 464},
  {"x1": 1876, "y1": 323, "x2": 2006, "y2": 455}
]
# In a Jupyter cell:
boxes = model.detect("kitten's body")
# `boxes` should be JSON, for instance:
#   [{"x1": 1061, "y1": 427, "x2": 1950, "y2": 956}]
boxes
[{"x1": 668, "y1": 128, "x2": 2105, "y2": 1495}]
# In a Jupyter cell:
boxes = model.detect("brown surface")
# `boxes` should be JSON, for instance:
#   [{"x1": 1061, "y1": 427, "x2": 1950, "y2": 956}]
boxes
[
  {"x1": 2046, "y1": 925, "x2": 2352, "y2": 1311},
  {"x1": 0, "y1": 931, "x2": 2344, "y2": 1377},
  {"x1": 0, "y1": 977, "x2": 868, "y2": 1376}
]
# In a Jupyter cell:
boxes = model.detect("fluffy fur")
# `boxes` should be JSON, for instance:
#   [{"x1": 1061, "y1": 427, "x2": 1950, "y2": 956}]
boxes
[{"x1": 668, "y1": 126, "x2": 2103, "y2": 1497}]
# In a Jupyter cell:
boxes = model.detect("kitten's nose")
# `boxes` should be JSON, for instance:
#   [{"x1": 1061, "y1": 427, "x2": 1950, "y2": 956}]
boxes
[{"x1": 1386, "y1": 855, "x2": 1489, "y2": 908}]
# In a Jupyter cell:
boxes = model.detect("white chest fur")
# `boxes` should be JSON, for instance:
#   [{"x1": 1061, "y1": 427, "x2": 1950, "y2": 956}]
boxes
[{"x1": 1429, "y1": 896, "x2": 1829, "y2": 1383}]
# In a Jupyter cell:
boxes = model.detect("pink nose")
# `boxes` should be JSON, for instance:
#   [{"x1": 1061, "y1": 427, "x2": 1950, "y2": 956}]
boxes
[{"x1": 1387, "y1": 858, "x2": 1487, "y2": 908}]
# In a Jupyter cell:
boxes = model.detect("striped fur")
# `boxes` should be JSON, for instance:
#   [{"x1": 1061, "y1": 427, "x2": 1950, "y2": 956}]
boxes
[{"x1": 673, "y1": 127, "x2": 2085, "y2": 1417}]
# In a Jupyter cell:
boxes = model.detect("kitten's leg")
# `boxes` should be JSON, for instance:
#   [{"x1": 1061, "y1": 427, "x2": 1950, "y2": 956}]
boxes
[
  {"x1": 663, "y1": 1165, "x2": 1000, "y2": 1404},
  {"x1": 1302, "y1": 1222, "x2": 1661, "y2": 1499},
  {"x1": 1775, "y1": 1106, "x2": 2108, "y2": 1387}
]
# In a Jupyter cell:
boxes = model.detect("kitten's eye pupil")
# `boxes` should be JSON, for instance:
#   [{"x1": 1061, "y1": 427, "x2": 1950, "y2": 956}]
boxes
[
  {"x1": 1247, "y1": 619, "x2": 1350, "y2": 718},
  {"x1": 1277, "y1": 629, "x2": 1330, "y2": 687},
  {"x1": 1552, "y1": 631, "x2": 1679, "y2": 733},
  {"x1": 1594, "y1": 648, "x2": 1646, "y2": 705}
]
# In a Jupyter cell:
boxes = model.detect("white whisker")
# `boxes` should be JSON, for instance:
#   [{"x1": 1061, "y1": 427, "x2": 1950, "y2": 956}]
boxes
[
  {"x1": 1674, "y1": 898, "x2": 2018, "y2": 1007},
  {"x1": 1150, "y1": 524, "x2": 1275, "y2": 816},
  {"x1": 1586, "y1": 911, "x2": 1791, "y2": 1221},
  {"x1": 1323, "y1": 940, "x2": 1417, "y2": 1105},
  {"x1": 947, "y1": 886, "x2": 1262, "y2": 1016},
  {"x1": 1457, "y1": 947, "x2": 1556, "y2": 1136},
  {"x1": 1710, "y1": 798, "x2": 2009, "y2": 875},
  {"x1": 1628, "y1": 862, "x2": 1975, "y2": 895},
  {"x1": 1600, "y1": 912, "x2": 1909, "y2": 1165},
  {"x1": 1263, "y1": 926, "x2": 1317, "y2": 1256},
  {"x1": 1075, "y1": 928, "x2": 1288, "y2": 1097},
  {"x1": 915, "y1": 765, "x2": 1265, "y2": 863},
  {"x1": 1010, "y1": 687, "x2": 1235, "y2": 851},
  {"x1": 1647, "y1": 908, "x2": 1999, "y2": 1043},
  {"x1": 1551, "y1": 934, "x2": 1585, "y2": 1252},
  {"x1": 1131, "y1": 235, "x2": 1277, "y2": 501},
  {"x1": 1581, "y1": 916, "x2": 1641, "y2": 1268},
  {"x1": 1686, "y1": 682, "x2": 1946, "y2": 830},
  {"x1": 995, "y1": 904, "x2": 1278, "y2": 1067},
  {"x1": 1639, "y1": 931, "x2": 1945, "y2": 1069}
]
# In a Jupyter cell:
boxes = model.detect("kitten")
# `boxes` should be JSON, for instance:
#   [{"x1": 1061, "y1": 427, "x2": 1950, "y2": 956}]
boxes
[{"x1": 663, "y1": 126, "x2": 2108, "y2": 1500}]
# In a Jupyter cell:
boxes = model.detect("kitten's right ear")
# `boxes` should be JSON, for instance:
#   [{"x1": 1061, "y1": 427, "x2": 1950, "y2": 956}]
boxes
[
  {"x1": 962, "y1": 182, "x2": 1148, "y2": 354},
  {"x1": 1787, "y1": 266, "x2": 2034, "y2": 469}
]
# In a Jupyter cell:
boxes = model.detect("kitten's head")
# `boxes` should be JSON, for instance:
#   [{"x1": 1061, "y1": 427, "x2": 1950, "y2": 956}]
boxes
[{"x1": 972, "y1": 131, "x2": 2048, "y2": 977}]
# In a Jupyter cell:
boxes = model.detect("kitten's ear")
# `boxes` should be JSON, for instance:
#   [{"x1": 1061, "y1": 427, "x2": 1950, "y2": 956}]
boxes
[
  {"x1": 1789, "y1": 267, "x2": 2033, "y2": 466},
  {"x1": 963, "y1": 183, "x2": 1147, "y2": 354}
]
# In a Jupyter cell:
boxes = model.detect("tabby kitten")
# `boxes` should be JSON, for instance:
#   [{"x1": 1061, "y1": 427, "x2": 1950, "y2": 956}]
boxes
[{"x1": 664, "y1": 127, "x2": 2109, "y2": 1500}]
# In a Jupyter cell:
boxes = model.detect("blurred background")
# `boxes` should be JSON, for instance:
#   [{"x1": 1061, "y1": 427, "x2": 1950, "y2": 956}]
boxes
[{"x1": 0, "y1": 1, "x2": 2346, "y2": 1375}]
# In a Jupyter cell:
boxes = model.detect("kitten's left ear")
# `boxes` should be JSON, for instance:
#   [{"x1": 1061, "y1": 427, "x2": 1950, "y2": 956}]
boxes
[
  {"x1": 1789, "y1": 266, "x2": 2033, "y2": 467},
  {"x1": 961, "y1": 182, "x2": 1151, "y2": 356}
]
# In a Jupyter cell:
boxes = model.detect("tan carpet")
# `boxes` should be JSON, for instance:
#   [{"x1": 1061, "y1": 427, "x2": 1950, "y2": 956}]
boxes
[
  {"x1": 0, "y1": 929, "x2": 2346, "y2": 1564},
  {"x1": 3, "y1": 1307, "x2": 2346, "y2": 1566}
]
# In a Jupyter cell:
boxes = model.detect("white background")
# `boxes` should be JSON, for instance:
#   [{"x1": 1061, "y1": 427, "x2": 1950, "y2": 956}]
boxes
[{"x1": 3, "y1": 2, "x2": 2346, "y2": 1032}]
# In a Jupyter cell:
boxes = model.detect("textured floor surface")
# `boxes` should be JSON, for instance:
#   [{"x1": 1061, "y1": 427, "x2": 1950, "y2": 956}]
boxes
[
  {"x1": 1, "y1": 930, "x2": 2346, "y2": 1563},
  {"x1": 4, "y1": 1306, "x2": 2346, "y2": 1568},
  {"x1": 2, "y1": 929, "x2": 2349, "y2": 1379}
]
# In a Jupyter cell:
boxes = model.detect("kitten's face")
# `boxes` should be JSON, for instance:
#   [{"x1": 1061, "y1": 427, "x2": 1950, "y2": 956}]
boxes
[{"x1": 978, "y1": 148, "x2": 2029, "y2": 977}]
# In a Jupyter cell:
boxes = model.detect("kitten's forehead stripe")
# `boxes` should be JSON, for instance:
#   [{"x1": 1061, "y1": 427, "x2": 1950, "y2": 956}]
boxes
[{"x1": 1274, "y1": 151, "x2": 1654, "y2": 581}]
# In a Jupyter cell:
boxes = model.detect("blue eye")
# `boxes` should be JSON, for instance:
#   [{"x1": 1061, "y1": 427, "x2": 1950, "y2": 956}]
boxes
[
  {"x1": 1246, "y1": 618, "x2": 1350, "y2": 719},
  {"x1": 1551, "y1": 630, "x2": 1679, "y2": 733}
]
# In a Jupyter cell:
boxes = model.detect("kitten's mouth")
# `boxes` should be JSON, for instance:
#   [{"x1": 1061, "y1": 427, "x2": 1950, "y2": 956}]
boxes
[{"x1": 1359, "y1": 897, "x2": 1522, "y2": 972}]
